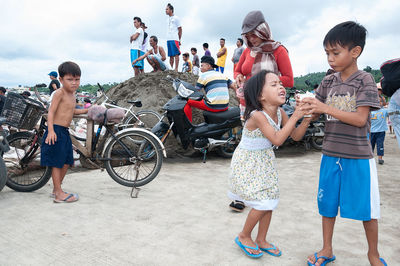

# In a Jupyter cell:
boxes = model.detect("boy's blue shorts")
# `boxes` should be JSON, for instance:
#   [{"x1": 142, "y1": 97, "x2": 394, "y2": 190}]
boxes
[
  {"x1": 167, "y1": 40, "x2": 181, "y2": 57},
  {"x1": 317, "y1": 155, "x2": 380, "y2": 221},
  {"x1": 130, "y1": 49, "x2": 144, "y2": 69},
  {"x1": 41, "y1": 124, "x2": 74, "y2": 169}
]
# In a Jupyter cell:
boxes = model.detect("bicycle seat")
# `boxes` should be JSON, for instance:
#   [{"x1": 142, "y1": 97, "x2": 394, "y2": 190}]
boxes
[{"x1": 127, "y1": 100, "x2": 142, "y2": 107}]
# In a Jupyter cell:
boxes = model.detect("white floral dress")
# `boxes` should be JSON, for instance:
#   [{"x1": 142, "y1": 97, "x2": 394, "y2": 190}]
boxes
[{"x1": 228, "y1": 109, "x2": 281, "y2": 210}]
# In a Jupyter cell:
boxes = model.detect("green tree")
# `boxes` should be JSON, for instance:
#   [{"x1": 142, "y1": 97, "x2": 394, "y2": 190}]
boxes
[{"x1": 363, "y1": 66, "x2": 372, "y2": 73}]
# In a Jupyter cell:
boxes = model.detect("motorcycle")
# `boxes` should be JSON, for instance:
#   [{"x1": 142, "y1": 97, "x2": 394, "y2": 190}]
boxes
[
  {"x1": 151, "y1": 76, "x2": 242, "y2": 162},
  {"x1": 280, "y1": 86, "x2": 325, "y2": 150}
]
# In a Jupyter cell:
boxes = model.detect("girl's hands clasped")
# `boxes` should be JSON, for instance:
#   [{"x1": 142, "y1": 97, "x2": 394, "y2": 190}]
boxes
[{"x1": 300, "y1": 97, "x2": 327, "y2": 115}]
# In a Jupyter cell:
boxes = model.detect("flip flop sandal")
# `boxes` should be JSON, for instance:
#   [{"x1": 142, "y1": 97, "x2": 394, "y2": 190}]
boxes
[
  {"x1": 235, "y1": 237, "x2": 263, "y2": 258},
  {"x1": 50, "y1": 192, "x2": 69, "y2": 198},
  {"x1": 260, "y1": 244, "x2": 282, "y2": 257},
  {"x1": 380, "y1": 258, "x2": 387, "y2": 266},
  {"x1": 229, "y1": 200, "x2": 245, "y2": 212},
  {"x1": 53, "y1": 193, "x2": 79, "y2": 203},
  {"x1": 307, "y1": 252, "x2": 336, "y2": 266}
]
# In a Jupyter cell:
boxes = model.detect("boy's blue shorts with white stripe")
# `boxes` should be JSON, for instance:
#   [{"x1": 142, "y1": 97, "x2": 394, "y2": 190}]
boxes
[
  {"x1": 317, "y1": 155, "x2": 380, "y2": 221},
  {"x1": 130, "y1": 49, "x2": 144, "y2": 69}
]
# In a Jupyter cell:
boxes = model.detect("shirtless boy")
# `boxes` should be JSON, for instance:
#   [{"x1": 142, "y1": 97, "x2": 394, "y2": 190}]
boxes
[{"x1": 41, "y1": 61, "x2": 88, "y2": 203}]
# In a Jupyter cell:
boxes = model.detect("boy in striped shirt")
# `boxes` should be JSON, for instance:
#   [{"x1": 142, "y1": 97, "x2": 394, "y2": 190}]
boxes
[{"x1": 184, "y1": 56, "x2": 235, "y2": 122}]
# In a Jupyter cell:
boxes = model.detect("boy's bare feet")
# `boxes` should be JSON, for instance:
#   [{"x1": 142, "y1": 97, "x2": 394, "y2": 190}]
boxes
[
  {"x1": 307, "y1": 249, "x2": 334, "y2": 266},
  {"x1": 255, "y1": 239, "x2": 281, "y2": 255},
  {"x1": 238, "y1": 233, "x2": 262, "y2": 255}
]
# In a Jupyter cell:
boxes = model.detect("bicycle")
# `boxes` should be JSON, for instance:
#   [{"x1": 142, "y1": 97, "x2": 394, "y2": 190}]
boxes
[
  {"x1": 96, "y1": 83, "x2": 161, "y2": 130},
  {"x1": 3, "y1": 88, "x2": 166, "y2": 195}
]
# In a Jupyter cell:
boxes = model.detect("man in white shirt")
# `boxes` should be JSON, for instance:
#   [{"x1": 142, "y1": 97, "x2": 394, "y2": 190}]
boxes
[
  {"x1": 165, "y1": 3, "x2": 182, "y2": 71},
  {"x1": 130, "y1": 17, "x2": 144, "y2": 77}
]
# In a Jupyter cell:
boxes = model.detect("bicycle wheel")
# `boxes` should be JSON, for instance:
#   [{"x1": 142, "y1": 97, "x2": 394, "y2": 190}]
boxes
[
  {"x1": 4, "y1": 131, "x2": 52, "y2": 192},
  {"x1": 123, "y1": 110, "x2": 161, "y2": 130},
  {"x1": 104, "y1": 130, "x2": 163, "y2": 187},
  {"x1": 0, "y1": 158, "x2": 6, "y2": 192}
]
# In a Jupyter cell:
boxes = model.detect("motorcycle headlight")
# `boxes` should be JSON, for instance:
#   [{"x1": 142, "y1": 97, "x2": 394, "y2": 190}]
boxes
[{"x1": 178, "y1": 83, "x2": 193, "y2": 98}]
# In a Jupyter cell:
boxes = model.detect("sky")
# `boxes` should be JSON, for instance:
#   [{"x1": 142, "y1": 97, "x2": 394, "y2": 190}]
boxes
[{"x1": 1, "y1": 0, "x2": 399, "y2": 88}]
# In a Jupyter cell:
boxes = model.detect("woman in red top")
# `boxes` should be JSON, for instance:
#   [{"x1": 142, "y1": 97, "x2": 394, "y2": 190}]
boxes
[{"x1": 234, "y1": 10, "x2": 294, "y2": 118}]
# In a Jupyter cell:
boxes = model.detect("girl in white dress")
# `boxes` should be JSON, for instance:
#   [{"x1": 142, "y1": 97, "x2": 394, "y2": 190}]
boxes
[{"x1": 229, "y1": 70, "x2": 311, "y2": 258}]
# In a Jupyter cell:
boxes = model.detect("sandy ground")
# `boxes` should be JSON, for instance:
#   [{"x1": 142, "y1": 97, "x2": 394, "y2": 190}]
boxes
[{"x1": 0, "y1": 136, "x2": 399, "y2": 265}]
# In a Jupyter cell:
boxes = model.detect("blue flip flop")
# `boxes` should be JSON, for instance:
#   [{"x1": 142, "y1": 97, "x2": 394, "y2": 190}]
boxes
[
  {"x1": 307, "y1": 252, "x2": 336, "y2": 266},
  {"x1": 234, "y1": 237, "x2": 263, "y2": 258},
  {"x1": 380, "y1": 258, "x2": 387, "y2": 266},
  {"x1": 260, "y1": 244, "x2": 282, "y2": 257}
]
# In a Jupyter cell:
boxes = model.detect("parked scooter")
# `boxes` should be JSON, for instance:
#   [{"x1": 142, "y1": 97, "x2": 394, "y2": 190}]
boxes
[
  {"x1": 151, "y1": 76, "x2": 242, "y2": 162},
  {"x1": 280, "y1": 86, "x2": 325, "y2": 150}
]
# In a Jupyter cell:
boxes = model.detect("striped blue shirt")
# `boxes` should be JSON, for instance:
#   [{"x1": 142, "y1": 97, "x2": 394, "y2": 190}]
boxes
[{"x1": 196, "y1": 70, "x2": 231, "y2": 109}]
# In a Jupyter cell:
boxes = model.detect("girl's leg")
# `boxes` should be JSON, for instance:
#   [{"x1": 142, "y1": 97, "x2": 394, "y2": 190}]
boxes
[
  {"x1": 238, "y1": 208, "x2": 266, "y2": 255},
  {"x1": 255, "y1": 211, "x2": 281, "y2": 255}
]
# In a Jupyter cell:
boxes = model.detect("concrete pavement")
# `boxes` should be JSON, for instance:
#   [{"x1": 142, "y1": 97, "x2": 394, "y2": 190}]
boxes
[{"x1": 0, "y1": 137, "x2": 399, "y2": 265}]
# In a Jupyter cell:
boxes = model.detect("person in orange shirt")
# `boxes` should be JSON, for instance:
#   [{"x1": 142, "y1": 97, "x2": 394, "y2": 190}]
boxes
[{"x1": 216, "y1": 38, "x2": 227, "y2": 73}]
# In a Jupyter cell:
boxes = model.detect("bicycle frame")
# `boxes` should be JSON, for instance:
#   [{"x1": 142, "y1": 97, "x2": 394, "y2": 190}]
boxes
[{"x1": 97, "y1": 90, "x2": 143, "y2": 125}]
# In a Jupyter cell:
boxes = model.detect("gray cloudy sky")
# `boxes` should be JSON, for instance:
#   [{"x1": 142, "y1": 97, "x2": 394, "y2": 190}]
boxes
[{"x1": 1, "y1": 0, "x2": 399, "y2": 87}]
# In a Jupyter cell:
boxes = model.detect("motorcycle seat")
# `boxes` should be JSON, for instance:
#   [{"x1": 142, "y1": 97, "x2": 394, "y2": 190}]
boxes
[{"x1": 203, "y1": 107, "x2": 240, "y2": 124}]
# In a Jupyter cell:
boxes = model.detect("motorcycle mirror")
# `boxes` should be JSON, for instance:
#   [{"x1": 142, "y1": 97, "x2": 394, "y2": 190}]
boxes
[{"x1": 97, "y1": 83, "x2": 105, "y2": 91}]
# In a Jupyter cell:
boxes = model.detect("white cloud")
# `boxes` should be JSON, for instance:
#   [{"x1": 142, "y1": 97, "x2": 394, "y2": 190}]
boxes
[{"x1": 0, "y1": 0, "x2": 399, "y2": 87}]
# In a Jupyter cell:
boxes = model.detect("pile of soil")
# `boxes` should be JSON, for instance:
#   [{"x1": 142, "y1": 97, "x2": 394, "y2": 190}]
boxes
[{"x1": 103, "y1": 70, "x2": 239, "y2": 157}]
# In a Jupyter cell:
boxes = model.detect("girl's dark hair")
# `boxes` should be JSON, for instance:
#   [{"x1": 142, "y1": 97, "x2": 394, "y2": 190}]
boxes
[
  {"x1": 58, "y1": 61, "x2": 81, "y2": 78},
  {"x1": 167, "y1": 3, "x2": 174, "y2": 12},
  {"x1": 143, "y1": 32, "x2": 148, "y2": 45},
  {"x1": 323, "y1": 21, "x2": 367, "y2": 54},
  {"x1": 243, "y1": 70, "x2": 275, "y2": 121}
]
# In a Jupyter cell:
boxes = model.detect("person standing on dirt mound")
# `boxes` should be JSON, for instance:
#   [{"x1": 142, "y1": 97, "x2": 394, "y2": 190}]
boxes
[
  {"x1": 165, "y1": 3, "x2": 182, "y2": 71},
  {"x1": 216, "y1": 38, "x2": 228, "y2": 73},
  {"x1": 130, "y1": 17, "x2": 144, "y2": 77},
  {"x1": 230, "y1": 10, "x2": 294, "y2": 213}
]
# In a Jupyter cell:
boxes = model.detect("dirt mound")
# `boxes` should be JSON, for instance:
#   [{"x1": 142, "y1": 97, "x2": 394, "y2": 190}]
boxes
[{"x1": 104, "y1": 70, "x2": 239, "y2": 157}]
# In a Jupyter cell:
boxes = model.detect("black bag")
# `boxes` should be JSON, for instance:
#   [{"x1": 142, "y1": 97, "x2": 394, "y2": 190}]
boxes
[{"x1": 380, "y1": 58, "x2": 400, "y2": 97}]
